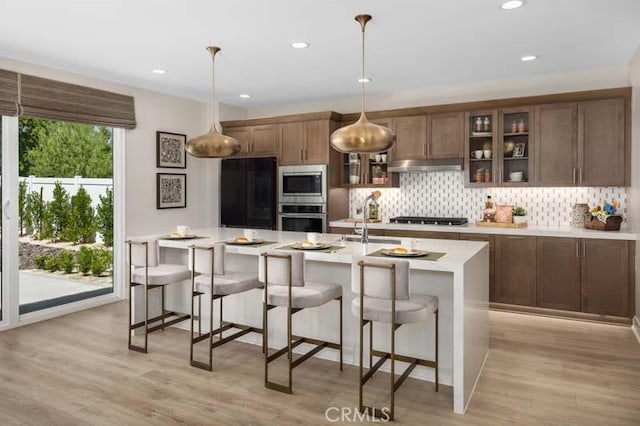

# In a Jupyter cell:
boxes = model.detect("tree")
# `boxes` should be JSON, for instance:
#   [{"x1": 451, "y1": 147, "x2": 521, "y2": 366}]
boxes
[
  {"x1": 24, "y1": 121, "x2": 113, "y2": 178},
  {"x1": 25, "y1": 188, "x2": 49, "y2": 239},
  {"x1": 67, "y1": 187, "x2": 95, "y2": 244},
  {"x1": 96, "y1": 188, "x2": 113, "y2": 247},
  {"x1": 18, "y1": 118, "x2": 52, "y2": 176},
  {"x1": 48, "y1": 182, "x2": 70, "y2": 241}
]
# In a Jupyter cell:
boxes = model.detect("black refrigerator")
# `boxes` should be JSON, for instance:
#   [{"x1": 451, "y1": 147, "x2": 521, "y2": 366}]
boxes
[{"x1": 220, "y1": 157, "x2": 277, "y2": 230}]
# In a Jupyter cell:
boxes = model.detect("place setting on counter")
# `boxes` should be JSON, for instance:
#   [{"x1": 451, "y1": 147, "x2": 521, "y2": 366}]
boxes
[
  {"x1": 367, "y1": 238, "x2": 447, "y2": 261},
  {"x1": 156, "y1": 225, "x2": 209, "y2": 240},
  {"x1": 276, "y1": 232, "x2": 345, "y2": 253},
  {"x1": 222, "y1": 229, "x2": 279, "y2": 247}
]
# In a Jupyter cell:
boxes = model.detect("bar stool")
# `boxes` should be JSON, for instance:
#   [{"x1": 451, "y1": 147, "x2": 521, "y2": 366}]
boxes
[
  {"x1": 352, "y1": 256, "x2": 439, "y2": 421},
  {"x1": 260, "y1": 250, "x2": 343, "y2": 394},
  {"x1": 126, "y1": 238, "x2": 191, "y2": 353},
  {"x1": 188, "y1": 243, "x2": 263, "y2": 371}
]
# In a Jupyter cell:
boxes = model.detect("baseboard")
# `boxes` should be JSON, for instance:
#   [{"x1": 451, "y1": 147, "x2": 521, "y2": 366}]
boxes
[
  {"x1": 632, "y1": 316, "x2": 640, "y2": 344},
  {"x1": 490, "y1": 303, "x2": 632, "y2": 326}
]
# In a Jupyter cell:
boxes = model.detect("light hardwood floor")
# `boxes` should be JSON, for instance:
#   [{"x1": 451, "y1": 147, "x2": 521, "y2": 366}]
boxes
[{"x1": 0, "y1": 302, "x2": 638, "y2": 425}]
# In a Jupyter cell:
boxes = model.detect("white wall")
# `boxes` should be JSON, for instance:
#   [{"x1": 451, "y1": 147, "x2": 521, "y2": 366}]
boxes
[
  {"x1": 0, "y1": 57, "x2": 247, "y2": 237},
  {"x1": 628, "y1": 47, "x2": 640, "y2": 324},
  {"x1": 246, "y1": 66, "x2": 629, "y2": 118}
]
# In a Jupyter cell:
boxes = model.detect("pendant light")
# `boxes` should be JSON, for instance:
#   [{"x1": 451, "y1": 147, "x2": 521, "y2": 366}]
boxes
[
  {"x1": 186, "y1": 46, "x2": 241, "y2": 158},
  {"x1": 330, "y1": 15, "x2": 396, "y2": 154}
]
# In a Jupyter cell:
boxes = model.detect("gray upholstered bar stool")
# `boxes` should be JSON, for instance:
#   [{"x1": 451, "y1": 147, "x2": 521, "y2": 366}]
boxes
[
  {"x1": 352, "y1": 256, "x2": 439, "y2": 421},
  {"x1": 126, "y1": 238, "x2": 191, "y2": 353},
  {"x1": 188, "y1": 243, "x2": 263, "y2": 371},
  {"x1": 260, "y1": 250, "x2": 343, "y2": 394}
]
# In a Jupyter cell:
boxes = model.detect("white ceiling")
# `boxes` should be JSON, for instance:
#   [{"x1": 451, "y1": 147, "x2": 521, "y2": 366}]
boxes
[{"x1": 1, "y1": 0, "x2": 639, "y2": 108}]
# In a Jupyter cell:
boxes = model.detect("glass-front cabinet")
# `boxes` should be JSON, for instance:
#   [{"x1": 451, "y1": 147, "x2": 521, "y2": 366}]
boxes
[
  {"x1": 499, "y1": 107, "x2": 534, "y2": 186},
  {"x1": 464, "y1": 110, "x2": 497, "y2": 187}
]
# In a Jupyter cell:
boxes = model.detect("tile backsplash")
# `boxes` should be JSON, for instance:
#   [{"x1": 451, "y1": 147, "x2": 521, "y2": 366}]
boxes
[{"x1": 349, "y1": 172, "x2": 627, "y2": 227}]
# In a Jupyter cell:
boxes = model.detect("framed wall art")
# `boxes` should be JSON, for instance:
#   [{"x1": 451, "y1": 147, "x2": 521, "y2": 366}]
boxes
[
  {"x1": 156, "y1": 131, "x2": 187, "y2": 168},
  {"x1": 157, "y1": 173, "x2": 187, "y2": 209}
]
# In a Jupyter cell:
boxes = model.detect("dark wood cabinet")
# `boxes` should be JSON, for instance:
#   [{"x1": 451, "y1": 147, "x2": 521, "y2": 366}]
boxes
[
  {"x1": 581, "y1": 239, "x2": 630, "y2": 317},
  {"x1": 459, "y1": 233, "x2": 495, "y2": 301},
  {"x1": 536, "y1": 237, "x2": 581, "y2": 311},
  {"x1": 390, "y1": 115, "x2": 427, "y2": 161},
  {"x1": 383, "y1": 229, "x2": 459, "y2": 240},
  {"x1": 495, "y1": 236, "x2": 537, "y2": 306},
  {"x1": 578, "y1": 99, "x2": 625, "y2": 186},
  {"x1": 304, "y1": 120, "x2": 329, "y2": 164},
  {"x1": 250, "y1": 125, "x2": 279, "y2": 156},
  {"x1": 534, "y1": 103, "x2": 577, "y2": 186},
  {"x1": 224, "y1": 128, "x2": 252, "y2": 156},
  {"x1": 279, "y1": 122, "x2": 305, "y2": 165},
  {"x1": 427, "y1": 112, "x2": 464, "y2": 159}
]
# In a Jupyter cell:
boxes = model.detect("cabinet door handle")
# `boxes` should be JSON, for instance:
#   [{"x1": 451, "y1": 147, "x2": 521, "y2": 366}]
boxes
[
  {"x1": 505, "y1": 236, "x2": 523, "y2": 240},
  {"x1": 578, "y1": 168, "x2": 583, "y2": 184},
  {"x1": 305, "y1": 149, "x2": 308, "y2": 160},
  {"x1": 572, "y1": 167, "x2": 576, "y2": 184},
  {"x1": 300, "y1": 150, "x2": 303, "y2": 161},
  {"x1": 426, "y1": 143, "x2": 430, "y2": 157},
  {"x1": 575, "y1": 241, "x2": 579, "y2": 259},
  {"x1": 582, "y1": 241, "x2": 586, "y2": 258}
]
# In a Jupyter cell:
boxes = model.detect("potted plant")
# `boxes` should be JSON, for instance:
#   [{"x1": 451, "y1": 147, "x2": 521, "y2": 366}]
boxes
[{"x1": 512, "y1": 206, "x2": 527, "y2": 225}]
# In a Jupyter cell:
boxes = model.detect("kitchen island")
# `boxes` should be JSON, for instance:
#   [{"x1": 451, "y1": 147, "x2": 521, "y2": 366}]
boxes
[{"x1": 131, "y1": 228, "x2": 489, "y2": 414}]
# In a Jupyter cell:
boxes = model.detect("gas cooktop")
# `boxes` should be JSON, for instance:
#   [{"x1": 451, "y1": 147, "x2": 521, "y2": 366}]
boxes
[{"x1": 389, "y1": 216, "x2": 468, "y2": 226}]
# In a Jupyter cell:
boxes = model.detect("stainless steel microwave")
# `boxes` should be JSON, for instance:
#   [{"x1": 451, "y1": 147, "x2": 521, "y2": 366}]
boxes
[{"x1": 278, "y1": 165, "x2": 327, "y2": 204}]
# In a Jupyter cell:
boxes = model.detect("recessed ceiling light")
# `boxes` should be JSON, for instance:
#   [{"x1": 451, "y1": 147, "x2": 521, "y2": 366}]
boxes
[
  {"x1": 152, "y1": 69, "x2": 167, "y2": 74},
  {"x1": 239, "y1": 94, "x2": 251, "y2": 99},
  {"x1": 290, "y1": 42, "x2": 310, "y2": 49},
  {"x1": 501, "y1": 0, "x2": 525, "y2": 10},
  {"x1": 520, "y1": 54, "x2": 538, "y2": 62},
  {"x1": 358, "y1": 77, "x2": 372, "y2": 83}
]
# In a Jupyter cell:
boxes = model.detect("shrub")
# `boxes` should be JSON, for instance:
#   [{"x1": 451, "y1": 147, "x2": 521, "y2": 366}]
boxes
[
  {"x1": 76, "y1": 246, "x2": 93, "y2": 275},
  {"x1": 96, "y1": 188, "x2": 113, "y2": 247},
  {"x1": 56, "y1": 251, "x2": 75, "y2": 274},
  {"x1": 44, "y1": 257, "x2": 59, "y2": 271},
  {"x1": 49, "y1": 182, "x2": 70, "y2": 241},
  {"x1": 25, "y1": 188, "x2": 49, "y2": 239},
  {"x1": 91, "y1": 248, "x2": 112, "y2": 277},
  {"x1": 34, "y1": 255, "x2": 48, "y2": 269},
  {"x1": 67, "y1": 187, "x2": 95, "y2": 244}
]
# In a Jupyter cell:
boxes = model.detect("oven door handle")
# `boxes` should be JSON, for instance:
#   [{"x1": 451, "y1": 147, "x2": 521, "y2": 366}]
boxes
[{"x1": 279, "y1": 213, "x2": 326, "y2": 218}]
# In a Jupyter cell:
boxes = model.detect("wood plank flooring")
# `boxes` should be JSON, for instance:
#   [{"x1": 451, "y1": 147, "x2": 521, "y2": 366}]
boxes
[{"x1": 0, "y1": 301, "x2": 638, "y2": 425}]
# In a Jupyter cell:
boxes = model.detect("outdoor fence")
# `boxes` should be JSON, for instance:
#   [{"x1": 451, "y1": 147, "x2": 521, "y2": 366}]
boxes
[{"x1": 19, "y1": 176, "x2": 113, "y2": 209}]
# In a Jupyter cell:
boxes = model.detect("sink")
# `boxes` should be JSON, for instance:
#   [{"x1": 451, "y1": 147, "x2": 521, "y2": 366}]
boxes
[{"x1": 343, "y1": 235, "x2": 401, "y2": 245}]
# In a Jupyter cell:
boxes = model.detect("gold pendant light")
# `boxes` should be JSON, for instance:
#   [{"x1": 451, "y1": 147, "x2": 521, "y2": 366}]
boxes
[
  {"x1": 186, "y1": 46, "x2": 241, "y2": 158},
  {"x1": 330, "y1": 14, "x2": 396, "y2": 154}
]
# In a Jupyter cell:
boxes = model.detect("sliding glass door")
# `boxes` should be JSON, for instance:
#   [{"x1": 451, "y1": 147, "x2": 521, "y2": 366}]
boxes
[{"x1": 1, "y1": 115, "x2": 123, "y2": 328}]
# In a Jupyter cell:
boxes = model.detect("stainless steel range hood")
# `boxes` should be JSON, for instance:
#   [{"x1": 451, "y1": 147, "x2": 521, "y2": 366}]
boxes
[{"x1": 387, "y1": 158, "x2": 463, "y2": 172}]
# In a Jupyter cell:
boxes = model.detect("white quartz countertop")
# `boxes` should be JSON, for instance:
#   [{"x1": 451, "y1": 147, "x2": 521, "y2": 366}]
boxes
[
  {"x1": 150, "y1": 228, "x2": 487, "y2": 273},
  {"x1": 329, "y1": 219, "x2": 638, "y2": 241}
]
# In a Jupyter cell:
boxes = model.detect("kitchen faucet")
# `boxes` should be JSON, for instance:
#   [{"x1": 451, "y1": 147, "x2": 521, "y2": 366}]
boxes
[{"x1": 360, "y1": 191, "x2": 381, "y2": 244}]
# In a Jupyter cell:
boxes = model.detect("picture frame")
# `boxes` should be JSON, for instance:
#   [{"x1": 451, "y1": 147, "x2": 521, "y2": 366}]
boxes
[
  {"x1": 156, "y1": 131, "x2": 187, "y2": 168},
  {"x1": 513, "y1": 142, "x2": 526, "y2": 158},
  {"x1": 495, "y1": 205, "x2": 513, "y2": 223},
  {"x1": 156, "y1": 173, "x2": 187, "y2": 209}
]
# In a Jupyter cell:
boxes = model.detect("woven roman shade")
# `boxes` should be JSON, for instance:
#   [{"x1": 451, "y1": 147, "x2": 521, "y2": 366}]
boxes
[
  {"x1": 19, "y1": 73, "x2": 136, "y2": 129},
  {"x1": 0, "y1": 69, "x2": 19, "y2": 116}
]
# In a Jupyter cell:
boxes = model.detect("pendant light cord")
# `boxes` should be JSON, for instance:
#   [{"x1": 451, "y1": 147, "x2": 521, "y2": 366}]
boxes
[
  {"x1": 211, "y1": 50, "x2": 218, "y2": 132},
  {"x1": 360, "y1": 20, "x2": 366, "y2": 116}
]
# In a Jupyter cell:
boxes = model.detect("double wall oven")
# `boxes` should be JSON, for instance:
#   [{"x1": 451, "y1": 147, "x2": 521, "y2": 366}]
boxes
[{"x1": 278, "y1": 165, "x2": 327, "y2": 233}]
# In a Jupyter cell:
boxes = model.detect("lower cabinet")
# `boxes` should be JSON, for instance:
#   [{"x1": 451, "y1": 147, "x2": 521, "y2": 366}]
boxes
[
  {"x1": 536, "y1": 237, "x2": 581, "y2": 311},
  {"x1": 495, "y1": 236, "x2": 537, "y2": 306},
  {"x1": 581, "y1": 239, "x2": 630, "y2": 318}
]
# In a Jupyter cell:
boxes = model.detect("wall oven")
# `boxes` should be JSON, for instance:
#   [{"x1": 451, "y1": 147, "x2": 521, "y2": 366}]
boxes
[
  {"x1": 278, "y1": 203, "x2": 326, "y2": 233},
  {"x1": 279, "y1": 165, "x2": 327, "y2": 204}
]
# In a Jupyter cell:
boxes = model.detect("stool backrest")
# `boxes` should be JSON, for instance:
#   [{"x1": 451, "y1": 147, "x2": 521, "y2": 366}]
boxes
[
  {"x1": 351, "y1": 256, "x2": 410, "y2": 300},
  {"x1": 188, "y1": 243, "x2": 225, "y2": 275},
  {"x1": 127, "y1": 238, "x2": 159, "y2": 267},
  {"x1": 259, "y1": 250, "x2": 304, "y2": 287}
]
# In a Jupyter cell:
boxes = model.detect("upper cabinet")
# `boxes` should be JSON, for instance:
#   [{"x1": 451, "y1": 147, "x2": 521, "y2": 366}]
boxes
[
  {"x1": 534, "y1": 103, "x2": 578, "y2": 186},
  {"x1": 223, "y1": 125, "x2": 279, "y2": 158},
  {"x1": 499, "y1": 106, "x2": 534, "y2": 186},
  {"x1": 427, "y1": 112, "x2": 464, "y2": 159},
  {"x1": 578, "y1": 99, "x2": 625, "y2": 186},
  {"x1": 464, "y1": 110, "x2": 498, "y2": 187},
  {"x1": 535, "y1": 99, "x2": 627, "y2": 187},
  {"x1": 389, "y1": 115, "x2": 428, "y2": 160},
  {"x1": 279, "y1": 119, "x2": 330, "y2": 165}
]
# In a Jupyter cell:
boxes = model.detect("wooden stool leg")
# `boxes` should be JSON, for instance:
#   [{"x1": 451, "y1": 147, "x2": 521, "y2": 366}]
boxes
[
  {"x1": 219, "y1": 297, "x2": 224, "y2": 340},
  {"x1": 339, "y1": 297, "x2": 343, "y2": 371},
  {"x1": 390, "y1": 321, "x2": 395, "y2": 421},
  {"x1": 263, "y1": 301, "x2": 269, "y2": 385},
  {"x1": 369, "y1": 320, "x2": 373, "y2": 368},
  {"x1": 358, "y1": 309, "x2": 364, "y2": 412},
  {"x1": 287, "y1": 304, "x2": 293, "y2": 392}
]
